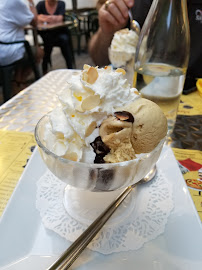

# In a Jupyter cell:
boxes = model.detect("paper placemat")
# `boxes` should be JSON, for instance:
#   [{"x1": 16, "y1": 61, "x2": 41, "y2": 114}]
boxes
[
  {"x1": 172, "y1": 147, "x2": 202, "y2": 221},
  {"x1": 0, "y1": 130, "x2": 36, "y2": 217}
]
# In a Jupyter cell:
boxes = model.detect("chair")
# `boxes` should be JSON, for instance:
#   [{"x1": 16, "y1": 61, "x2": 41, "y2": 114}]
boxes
[
  {"x1": 65, "y1": 12, "x2": 88, "y2": 55},
  {"x1": 87, "y1": 10, "x2": 99, "y2": 37},
  {"x1": 0, "y1": 40, "x2": 40, "y2": 102}
]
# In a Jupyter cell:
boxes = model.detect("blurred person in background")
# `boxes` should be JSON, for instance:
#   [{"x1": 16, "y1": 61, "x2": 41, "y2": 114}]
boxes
[
  {"x1": 89, "y1": 0, "x2": 202, "y2": 92},
  {"x1": 36, "y1": 0, "x2": 73, "y2": 74},
  {"x1": 0, "y1": 0, "x2": 43, "y2": 88}
]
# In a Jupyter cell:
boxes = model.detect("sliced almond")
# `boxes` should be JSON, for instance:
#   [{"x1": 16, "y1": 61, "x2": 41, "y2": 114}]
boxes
[
  {"x1": 81, "y1": 95, "x2": 100, "y2": 111},
  {"x1": 85, "y1": 121, "x2": 97, "y2": 137},
  {"x1": 87, "y1": 67, "x2": 98, "y2": 84},
  {"x1": 83, "y1": 64, "x2": 90, "y2": 70},
  {"x1": 116, "y1": 68, "x2": 126, "y2": 75}
]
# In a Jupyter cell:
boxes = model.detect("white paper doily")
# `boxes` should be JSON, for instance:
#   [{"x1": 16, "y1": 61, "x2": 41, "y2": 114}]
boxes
[{"x1": 36, "y1": 169, "x2": 173, "y2": 254}]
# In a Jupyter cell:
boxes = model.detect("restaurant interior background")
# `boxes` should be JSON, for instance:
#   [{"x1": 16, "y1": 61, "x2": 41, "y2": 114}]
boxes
[{"x1": 0, "y1": 0, "x2": 98, "y2": 105}]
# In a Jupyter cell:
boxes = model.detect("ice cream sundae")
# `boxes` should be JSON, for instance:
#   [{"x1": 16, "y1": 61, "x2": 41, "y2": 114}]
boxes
[
  {"x1": 42, "y1": 65, "x2": 167, "y2": 164},
  {"x1": 108, "y1": 28, "x2": 139, "y2": 84}
]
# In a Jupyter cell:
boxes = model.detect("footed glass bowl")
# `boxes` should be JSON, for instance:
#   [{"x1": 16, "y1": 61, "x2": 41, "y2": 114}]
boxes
[{"x1": 35, "y1": 114, "x2": 165, "y2": 192}]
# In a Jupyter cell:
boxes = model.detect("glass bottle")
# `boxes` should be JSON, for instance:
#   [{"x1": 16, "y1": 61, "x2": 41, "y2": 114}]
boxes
[{"x1": 134, "y1": 0, "x2": 190, "y2": 136}]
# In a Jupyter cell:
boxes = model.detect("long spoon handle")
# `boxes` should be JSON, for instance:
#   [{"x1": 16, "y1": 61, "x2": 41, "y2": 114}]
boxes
[{"x1": 47, "y1": 186, "x2": 133, "y2": 270}]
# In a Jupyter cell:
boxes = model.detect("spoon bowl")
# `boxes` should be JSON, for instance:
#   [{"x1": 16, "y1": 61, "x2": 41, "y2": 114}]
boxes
[{"x1": 128, "y1": 9, "x2": 141, "y2": 34}]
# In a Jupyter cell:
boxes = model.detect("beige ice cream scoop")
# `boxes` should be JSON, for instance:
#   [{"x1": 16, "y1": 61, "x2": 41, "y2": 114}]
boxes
[{"x1": 100, "y1": 98, "x2": 167, "y2": 163}]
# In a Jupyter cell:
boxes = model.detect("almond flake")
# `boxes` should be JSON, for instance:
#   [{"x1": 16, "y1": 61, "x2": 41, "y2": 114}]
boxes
[
  {"x1": 115, "y1": 68, "x2": 126, "y2": 75},
  {"x1": 83, "y1": 64, "x2": 90, "y2": 70},
  {"x1": 81, "y1": 95, "x2": 100, "y2": 111},
  {"x1": 85, "y1": 121, "x2": 97, "y2": 137},
  {"x1": 87, "y1": 67, "x2": 98, "y2": 84}
]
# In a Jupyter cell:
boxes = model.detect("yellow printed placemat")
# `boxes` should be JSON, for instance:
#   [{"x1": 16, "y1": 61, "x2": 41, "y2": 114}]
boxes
[
  {"x1": 1, "y1": 129, "x2": 202, "y2": 222},
  {"x1": 178, "y1": 91, "x2": 202, "y2": 116},
  {"x1": 0, "y1": 130, "x2": 36, "y2": 217},
  {"x1": 172, "y1": 148, "x2": 202, "y2": 221}
]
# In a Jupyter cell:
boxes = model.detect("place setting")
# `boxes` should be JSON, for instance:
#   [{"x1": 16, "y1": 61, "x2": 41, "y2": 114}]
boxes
[{"x1": 0, "y1": 65, "x2": 202, "y2": 270}]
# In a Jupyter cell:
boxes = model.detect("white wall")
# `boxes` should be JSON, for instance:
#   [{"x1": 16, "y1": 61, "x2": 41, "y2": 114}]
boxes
[{"x1": 33, "y1": 0, "x2": 97, "y2": 10}]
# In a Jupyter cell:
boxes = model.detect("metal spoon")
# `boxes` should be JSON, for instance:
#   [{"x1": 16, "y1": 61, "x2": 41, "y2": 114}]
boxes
[
  {"x1": 128, "y1": 9, "x2": 140, "y2": 35},
  {"x1": 47, "y1": 166, "x2": 157, "y2": 270}
]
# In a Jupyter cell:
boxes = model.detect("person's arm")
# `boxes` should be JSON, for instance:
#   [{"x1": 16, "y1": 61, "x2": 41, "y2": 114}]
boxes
[
  {"x1": 27, "y1": 0, "x2": 38, "y2": 26},
  {"x1": 88, "y1": 0, "x2": 134, "y2": 66},
  {"x1": 47, "y1": 14, "x2": 63, "y2": 23},
  {"x1": 37, "y1": 14, "x2": 63, "y2": 23},
  {"x1": 89, "y1": 28, "x2": 114, "y2": 67}
]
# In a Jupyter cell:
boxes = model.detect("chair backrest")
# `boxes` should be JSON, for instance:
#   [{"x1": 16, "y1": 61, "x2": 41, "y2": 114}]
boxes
[
  {"x1": 0, "y1": 40, "x2": 40, "y2": 79},
  {"x1": 87, "y1": 10, "x2": 99, "y2": 35}
]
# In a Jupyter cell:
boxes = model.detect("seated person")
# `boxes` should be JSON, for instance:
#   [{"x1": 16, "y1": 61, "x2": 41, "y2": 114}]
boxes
[
  {"x1": 89, "y1": 0, "x2": 202, "y2": 92},
  {"x1": 0, "y1": 0, "x2": 43, "y2": 87},
  {"x1": 36, "y1": 0, "x2": 73, "y2": 74}
]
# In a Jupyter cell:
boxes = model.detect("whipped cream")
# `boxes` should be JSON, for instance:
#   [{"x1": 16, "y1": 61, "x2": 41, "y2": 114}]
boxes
[
  {"x1": 109, "y1": 29, "x2": 139, "y2": 85},
  {"x1": 45, "y1": 65, "x2": 139, "y2": 162},
  {"x1": 110, "y1": 28, "x2": 139, "y2": 54}
]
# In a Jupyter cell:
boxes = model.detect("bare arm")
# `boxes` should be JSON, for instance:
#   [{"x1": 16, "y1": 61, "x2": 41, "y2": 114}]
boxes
[
  {"x1": 37, "y1": 14, "x2": 63, "y2": 24},
  {"x1": 89, "y1": 28, "x2": 113, "y2": 67},
  {"x1": 27, "y1": 0, "x2": 38, "y2": 26},
  {"x1": 88, "y1": 0, "x2": 134, "y2": 66},
  {"x1": 49, "y1": 15, "x2": 64, "y2": 23}
]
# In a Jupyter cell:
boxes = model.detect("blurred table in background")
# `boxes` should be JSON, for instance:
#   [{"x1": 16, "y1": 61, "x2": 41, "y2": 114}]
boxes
[
  {"x1": 25, "y1": 21, "x2": 73, "y2": 46},
  {"x1": 0, "y1": 70, "x2": 202, "y2": 219}
]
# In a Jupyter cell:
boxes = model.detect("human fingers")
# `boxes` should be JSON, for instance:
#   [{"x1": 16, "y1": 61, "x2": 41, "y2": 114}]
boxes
[
  {"x1": 99, "y1": 5, "x2": 121, "y2": 33},
  {"x1": 105, "y1": 0, "x2": 134, "y2": 20}
]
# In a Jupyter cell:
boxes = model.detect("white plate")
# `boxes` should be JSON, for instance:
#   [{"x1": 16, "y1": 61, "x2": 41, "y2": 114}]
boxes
[{"x1": 0, "y1": 146, "x2": 202, "y2": 270}]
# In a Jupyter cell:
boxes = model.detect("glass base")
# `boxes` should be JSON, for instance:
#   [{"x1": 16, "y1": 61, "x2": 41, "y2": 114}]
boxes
[{"x1": 63, "y1": 185, "x2": 137, "y2": 226}]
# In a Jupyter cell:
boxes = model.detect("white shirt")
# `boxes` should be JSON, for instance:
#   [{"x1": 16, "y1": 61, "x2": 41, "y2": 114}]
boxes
[{"x1": 0, "y1": 0, "x2": 34, "y2": 65}]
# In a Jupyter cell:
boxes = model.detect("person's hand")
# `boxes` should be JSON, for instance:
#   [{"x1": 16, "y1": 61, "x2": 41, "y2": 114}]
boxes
[
  {"x1": 99, "y1": 0, "x2": 134, "y2": 34},
  {"x1": 37, "y1": 14, "x2": 55, "y2": 24},
  {"x1": 38, "y1": 14, "x2": 49, "y2": 23}
]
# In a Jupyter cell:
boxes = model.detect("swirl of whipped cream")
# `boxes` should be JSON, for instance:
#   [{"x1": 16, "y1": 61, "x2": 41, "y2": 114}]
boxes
[{"x1": 45, "y1": 65, "x2": 139, "y2": 162}]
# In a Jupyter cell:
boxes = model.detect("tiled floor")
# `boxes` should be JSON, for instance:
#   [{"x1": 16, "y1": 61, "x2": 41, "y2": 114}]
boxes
[{"x1": 0, "y1": 48, "x2": 94, "y2": 105}]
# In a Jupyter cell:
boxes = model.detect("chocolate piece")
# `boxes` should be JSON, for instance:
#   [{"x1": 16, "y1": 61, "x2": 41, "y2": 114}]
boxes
[
  {"x1": 90, "y1": 136, "x2": 110, "y2": 164},
  {"x1": 114, "y1": 111, "x2": 134, "y2": 123}
]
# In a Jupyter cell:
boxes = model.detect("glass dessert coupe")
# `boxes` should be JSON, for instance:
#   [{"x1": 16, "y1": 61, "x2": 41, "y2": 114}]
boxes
[{"x1": 35, "y1": 113, "x2": 165, "y2": 224}]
